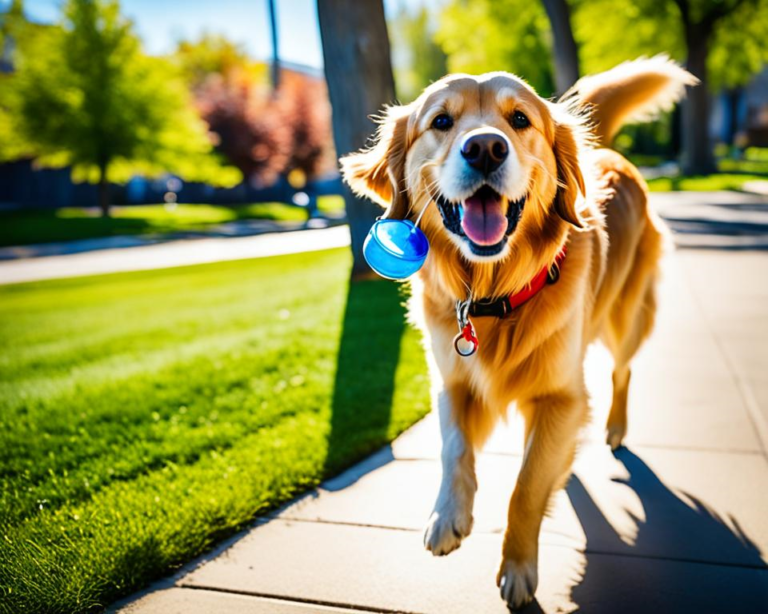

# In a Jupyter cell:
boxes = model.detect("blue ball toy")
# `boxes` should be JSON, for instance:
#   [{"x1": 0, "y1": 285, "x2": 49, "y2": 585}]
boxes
[{"x1": 363, "y1": 218, "x2": 429, "y2": 281}]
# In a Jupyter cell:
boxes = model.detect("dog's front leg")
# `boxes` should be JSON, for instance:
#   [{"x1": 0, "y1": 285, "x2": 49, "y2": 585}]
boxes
[
  {"x1": 497, "y1": 390, "x2": 585, "y2": 609},
  {"x1": 423, "y1": 382, "x2": 478, "y2": 556}
]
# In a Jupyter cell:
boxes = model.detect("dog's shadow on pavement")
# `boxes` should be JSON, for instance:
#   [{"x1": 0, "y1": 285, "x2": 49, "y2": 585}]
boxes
[{"x1": 558, "y1": 448, "x2": 768, "y2": 614}]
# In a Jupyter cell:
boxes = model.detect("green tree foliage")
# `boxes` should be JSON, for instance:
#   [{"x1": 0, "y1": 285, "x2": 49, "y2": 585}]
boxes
[
  {"x1": 10, "y1": 0, "x2": 240, "y2": 215},
  {"x1": 390, "y1": 6, "x2": 447, "y2": 102},
  {"x1": 0, "y1": 0, "x2": 43, "y2": 161},
  {"x1": 435, "y1": 0, "x2": 556, "y2": 97},
  {"x1": 173, "y1": 32, "x2": 267, "y2": 90},
  {"x1": 571, "y1": 0, "x2": 684, "y2": 75},
  {"x1": 707, "y1": 0, "x2": 768, "y2": 91},
  {"x1": 572, "y1": 0, "x2": 768, "y2": 91}
]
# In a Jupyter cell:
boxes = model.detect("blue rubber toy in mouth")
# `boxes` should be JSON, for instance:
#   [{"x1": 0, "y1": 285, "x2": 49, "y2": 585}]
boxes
[{"x1": 363, "y1": 219, "x2": 429, "y2": 280}]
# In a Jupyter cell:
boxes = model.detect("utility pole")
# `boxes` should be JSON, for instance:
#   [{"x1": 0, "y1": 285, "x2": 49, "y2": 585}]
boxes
[{"x1": 268, "y1": 0, "x2": 279, "y2": 92}]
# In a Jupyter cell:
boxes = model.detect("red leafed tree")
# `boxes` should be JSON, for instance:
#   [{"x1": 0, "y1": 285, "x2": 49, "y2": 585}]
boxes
[
  {"x1": 195, "y1": 71, "x2": 287, "y2": 187},
  {"x1": 194, "y1": 66, "x2": 334, "y2": 187},
  {"x1": 280, "y1": 70, "x2": 336, "y2": 179}
]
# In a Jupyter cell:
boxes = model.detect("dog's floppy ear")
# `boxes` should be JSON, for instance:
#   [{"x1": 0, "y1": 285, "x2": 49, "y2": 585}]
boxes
[
  {"x1": 552, "y1": 120, "x2": 586, "y2": 229},
  {"x1": 340, "y1": 104, "x2": 412, "y2": 220}
]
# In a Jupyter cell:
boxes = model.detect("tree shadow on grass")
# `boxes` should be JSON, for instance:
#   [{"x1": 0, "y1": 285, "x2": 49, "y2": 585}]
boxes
[
  {"x1": 563, "y1": 448, "x2": 768, "y2": 614},
  {"x1": 322, "y1": 279, "x2": 406, "y2": 482},
  {"x1": 0, "y1": 209, "x2": 155, "y2": 247}
]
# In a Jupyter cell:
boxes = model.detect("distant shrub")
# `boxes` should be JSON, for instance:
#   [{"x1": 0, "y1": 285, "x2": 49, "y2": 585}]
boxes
[
  {"x1": 279, "y1": 70, "x2": 336, "y2": 181},
  {"x1": 194, "y1": 66, "x2": 335, "y2": 188}
]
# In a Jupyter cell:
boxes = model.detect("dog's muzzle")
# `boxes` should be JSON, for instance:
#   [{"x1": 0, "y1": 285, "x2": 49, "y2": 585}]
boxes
[{"x1": 435, "y1": 191, "x2": 526, "y2": 256}]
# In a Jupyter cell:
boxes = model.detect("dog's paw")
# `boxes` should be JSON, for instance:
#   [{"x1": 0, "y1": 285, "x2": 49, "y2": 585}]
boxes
[
  {"x1": 497, "y1": 558, "x2": 538, "y2": 610},
  {"x1": 606, "y1": 423, "x2": 626, "y2": 451},
  {"x1": 423, "y1": 506, "x2": 473, "y2": 556}
]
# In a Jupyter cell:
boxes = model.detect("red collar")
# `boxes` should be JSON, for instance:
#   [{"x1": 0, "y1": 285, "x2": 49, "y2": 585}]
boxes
[{"x1": 469, "y1": 247, "x2": 567, "y2": 318}]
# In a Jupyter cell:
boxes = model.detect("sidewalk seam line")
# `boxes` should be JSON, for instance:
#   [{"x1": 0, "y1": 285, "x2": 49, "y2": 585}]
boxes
[
  {"x1": 178, "y1": 584, "x2": 418, "y2": 614},
  {"x1": 269, "y1": 516, "x2": 502, "y2": 535}
]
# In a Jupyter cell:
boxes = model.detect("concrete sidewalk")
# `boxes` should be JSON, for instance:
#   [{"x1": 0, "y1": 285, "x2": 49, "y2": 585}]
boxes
[
  {"x1": 0, "y1": 217, "x2": 329, "y2": 261},
  {"x1": 112, "y1": 246, "x2": 768, "y2": 611}
]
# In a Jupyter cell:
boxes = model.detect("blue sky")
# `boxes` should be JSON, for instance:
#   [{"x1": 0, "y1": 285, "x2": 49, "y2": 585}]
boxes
[{"x1": 5, "y1": 0, "x2": 442, "y2": 68}]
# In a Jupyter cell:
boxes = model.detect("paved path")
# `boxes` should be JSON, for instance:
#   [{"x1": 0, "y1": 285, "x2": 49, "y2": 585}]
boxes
[
  {"x1": 112, "y1": 207, "x2": 768, "y2": 612},
  {"x1": 0, "y1": 225, "x2": 351, "y2": 285},
  {"x1": 0, "y1": 218, "x2": 330, "y2": 261}
]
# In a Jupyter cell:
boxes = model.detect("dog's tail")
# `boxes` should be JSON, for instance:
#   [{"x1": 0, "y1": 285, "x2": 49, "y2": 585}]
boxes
[{"x1": 563, "y1": 55, "x2": 698, "y2": 148}]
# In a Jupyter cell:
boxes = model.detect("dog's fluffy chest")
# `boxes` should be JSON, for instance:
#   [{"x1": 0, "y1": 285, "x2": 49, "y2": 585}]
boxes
[{"x1": 424, "y1": 307, "x2": 579, "y2": 410}]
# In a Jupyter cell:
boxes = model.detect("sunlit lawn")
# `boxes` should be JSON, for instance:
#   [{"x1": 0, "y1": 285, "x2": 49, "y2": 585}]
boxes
[
  {"x1": 0, "y1": 196, "x2": 345, "y2": 248},
  {"x1": 0, "y1": 248, "x2": 429, "y2": 613},
  {"x1": 646, "y1": 173, "x2": 768, "y2": 192},
  {"x1": 640, "y1": 152, "x2": 768, "y2": 192}
]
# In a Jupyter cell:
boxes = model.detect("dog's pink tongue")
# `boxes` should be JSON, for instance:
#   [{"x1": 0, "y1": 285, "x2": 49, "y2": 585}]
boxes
[{"x1": 461, "y1": 192, "x2": 507, "y2": 246}]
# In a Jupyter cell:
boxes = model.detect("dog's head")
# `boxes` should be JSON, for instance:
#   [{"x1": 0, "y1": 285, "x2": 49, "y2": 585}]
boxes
[{"x1": 342, "y1": 73, "x2": 588, "y2": 275}]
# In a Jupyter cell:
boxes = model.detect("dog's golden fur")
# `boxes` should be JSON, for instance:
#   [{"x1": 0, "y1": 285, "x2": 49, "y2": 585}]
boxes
[{"x1": 342, "y1": 57, "x2": 696, "y2": 609}]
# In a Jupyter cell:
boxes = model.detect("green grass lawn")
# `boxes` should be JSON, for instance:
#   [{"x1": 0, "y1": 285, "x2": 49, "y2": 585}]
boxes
[
  {"x1": 0, "y1": 249, "x2": 429, "y2": 613},
  {"x1": 0, "y1": 196, "x2": 345, "y2": 248},
  {"x1": 640, "y1": 152, "x2": 768, "y2": 192},
  {"x1": 646, "y1": 173, "x2": 768, "y2": 192}
]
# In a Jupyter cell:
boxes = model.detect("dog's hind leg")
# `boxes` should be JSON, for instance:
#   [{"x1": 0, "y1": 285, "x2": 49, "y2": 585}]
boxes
[
  {"x1": 606, "y1": 364, "x2": 631, "y2": 450},
  {"x1": 424, "y1": 381, "x2": 493, "y2": 556},
  {"x1": 604, "y1": 271, "x2": 658, "y2": 450}
]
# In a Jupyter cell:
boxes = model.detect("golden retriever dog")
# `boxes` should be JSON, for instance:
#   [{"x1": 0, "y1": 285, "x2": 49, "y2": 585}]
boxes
[{"x1": 341, "y1": 57, "x2": 696, "y2": 609}]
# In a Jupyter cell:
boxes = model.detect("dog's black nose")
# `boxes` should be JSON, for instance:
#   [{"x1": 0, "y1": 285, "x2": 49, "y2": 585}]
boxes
[{"x1": 460, "y1": 130, "x2": 509, "y2": 175}]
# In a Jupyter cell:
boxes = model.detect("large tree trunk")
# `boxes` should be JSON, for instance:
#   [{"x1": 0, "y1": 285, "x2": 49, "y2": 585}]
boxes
[
  {"x1": 681, "y1": 21, "x2": 716, "y2": 175},
  {"x1": 98, "y1": 159, "x2": 110, "y2": 217},
  {"x1": 317, "y1": 0, "x2": 396, "y2": 279},
  {"x1": 541, "y1": 0, "x2": 580, "y2": 95}
]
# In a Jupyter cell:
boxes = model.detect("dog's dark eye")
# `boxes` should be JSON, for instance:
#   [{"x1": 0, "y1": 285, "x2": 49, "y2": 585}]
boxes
[
  {"x1": 510, "y1": 111, "x2": 530, "y2": 130},
  {"x1": 431, "y1": 114, "x2": 454, "y2": 131}
]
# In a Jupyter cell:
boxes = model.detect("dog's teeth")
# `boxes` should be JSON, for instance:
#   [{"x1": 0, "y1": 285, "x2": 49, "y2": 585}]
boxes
[{"x1": 435, "y1": 196, "x2": 465, "y2": 237}]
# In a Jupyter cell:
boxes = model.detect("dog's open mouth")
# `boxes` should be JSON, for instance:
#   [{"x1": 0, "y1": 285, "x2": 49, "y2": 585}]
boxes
[{"x1": 435, "y1": 186, "x2": 526, "y2": 256}]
